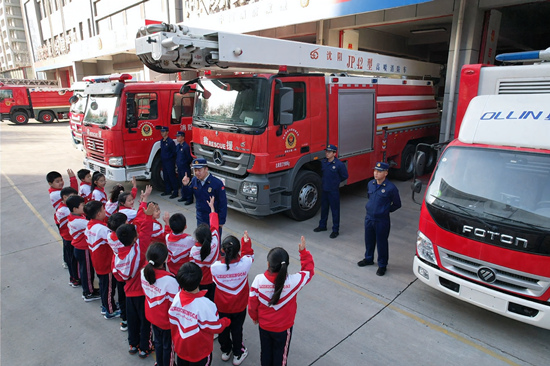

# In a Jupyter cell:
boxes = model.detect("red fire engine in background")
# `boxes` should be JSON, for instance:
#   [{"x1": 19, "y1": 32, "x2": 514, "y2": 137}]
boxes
[
  {"x1": 68, "y1": 82, "x2": 88, "y2": 149},
  {"x1": 0, "y1": 83, "x2": 73, "y2": 124},
  {"x1": 135, "y1": 23, "x2": 442, "y2": 220},
  {"x1": 80, "y1": 74, "x2": 194, "y2": 191}
]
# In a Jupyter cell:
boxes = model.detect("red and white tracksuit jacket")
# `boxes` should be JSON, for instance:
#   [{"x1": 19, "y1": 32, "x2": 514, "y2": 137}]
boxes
[
  {"x1": 107, "y1": 231, "x2": 124, "y2": 255},
  {"x1": 55, "y1": 202, "x2": 72, "y2": 241},
  {"x1": 151, "y1": 220, "x2": 167, "y2": 245},
  {"x1": 79, "y1": 182, "x2": 92, "y2": 202},
  {"x1": 140, "y1": 268, "x2": 179, "y2": 330},
  {"x1": 68, "y1": 214, "x2": 88, "y2": 250},
  {"x1": 105, "y1": 201, "x2": 118, "y2": 217},
  {"x1": 189, "y1": 212, "x2": 219, "y2": 285},
  {"x1": 211, "y1": 235, "x2": 254, "y2": 314},
  {"x1": 85, "y1": 219, "x2": 113, "y2": 275},
  {"x1": 166, "y1": 230, "x2": 195, "y2": 276},
  {"x1": 169, "y1": 290, "x2": 230, "y2": 362},
  {"x1": 91, "y1": 187, "x2": 107, "y2": 204},
  {"x1": 49, "y1": 175, "x2": 78, "y2": 224},
  {"x1": 248, "y1": 249, "x2": 314, "y2": 332}
]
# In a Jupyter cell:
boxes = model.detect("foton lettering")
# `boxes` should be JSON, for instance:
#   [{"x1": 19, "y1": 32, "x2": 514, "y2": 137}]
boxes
[{"x1": 462, "y1": 225, "x2": 528, "y2": 248}]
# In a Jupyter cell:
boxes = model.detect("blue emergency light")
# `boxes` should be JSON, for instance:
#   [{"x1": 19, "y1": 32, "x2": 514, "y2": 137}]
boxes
[{"x1": 496, "y1": 47, "x2": 550, "y2": 63}]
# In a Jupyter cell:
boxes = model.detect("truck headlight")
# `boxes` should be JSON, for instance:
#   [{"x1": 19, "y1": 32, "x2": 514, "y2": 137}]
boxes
[
  {"x1": 241, "y1": 182, "x2": 258, "y2": 195},
  {"x1": 416, "y1": 230, "x2": 437, "y2": 265},
  {"x1": 109, "y1": 157, "x2": 123, "y2": 167}
]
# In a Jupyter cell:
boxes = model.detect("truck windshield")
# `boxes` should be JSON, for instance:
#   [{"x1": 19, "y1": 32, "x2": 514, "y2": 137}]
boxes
[
  {"x1": 83, "y1": 96, "x2": 119, "y2": 127},
  {"x1": 71, "y1": 95, "x2": 87, "y2": 114},
  {"x1": 195, "y1": 78, "x2": 268, "y2": 128},
  {"x1": 426, "y1": 147, "x2": 550, "y2": 230}
]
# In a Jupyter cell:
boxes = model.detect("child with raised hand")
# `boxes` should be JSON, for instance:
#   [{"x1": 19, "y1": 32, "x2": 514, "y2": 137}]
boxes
[
  {"x1": 56, "y1": 187, "x2": 80, "y2": 287},
  {"x1": 169, "y1": 262, "x2": 231, "y2": 366},
  {"x1": 116, "y1": 177, "x2": 139, "y2": 220},
  {"x1": 84, "y1": 200, "x2": 119, "y2": 319},
  {"x1": 211, "y1": 231, "x2": 254, "y2": 365},
  {"x1": 140, "y1": 242, "x2": 179, "y2": 366},
  {"x1": 190, "y1": 196, "x2": 220, "y2": 302},
  {"x1": 150, "y1": 204, "x2": 168, "y2": 245},
  {"x1": 105, "y1": 184, "x2": 125, "y2": 217},
  {"x1": 165, "y1": 212, "x2": 195, "y2": 275},
  {"x1": 107, "y1": 212, "x2": 129, "y2": 331},
  {"x1": 248, "y1": 236, "x2": 314, "y2": 366},
  {"x1": 67, "y1": 195, "x2": 100, "y2": 301},
  {"x1": 91, "y1": 171, "x2": 107, "y2": 204},
  {"x1": 77, "y1": 169, "x2": 92, "y2": 202}
]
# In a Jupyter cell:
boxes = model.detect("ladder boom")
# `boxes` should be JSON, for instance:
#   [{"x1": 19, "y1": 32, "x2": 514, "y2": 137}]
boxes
[{"x1": 136, "y1": 23, "x2": 441, "y2": 78}]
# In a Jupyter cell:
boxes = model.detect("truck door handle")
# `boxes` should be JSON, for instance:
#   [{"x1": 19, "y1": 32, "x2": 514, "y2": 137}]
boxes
[{"x1": 301, "y1": 146, "x2": 309, "y2": 153}]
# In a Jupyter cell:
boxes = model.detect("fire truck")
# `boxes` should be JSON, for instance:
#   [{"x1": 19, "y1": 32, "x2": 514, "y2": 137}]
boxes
[
  {"x1": 412, "y1": 49, "x2": 550, "y2": 329},
  {"x1": 135, "y1": 23, "x2": 441, "y2": 220},
  {"x1": 0, "y1": 83, "x2": 73, "y2": 124},
  {"x1": 80, "y1": 74, "x2": 194, "y2": 190},
  {"x1": 69, "y1": 82, "x2": 88, "y2": 149}
]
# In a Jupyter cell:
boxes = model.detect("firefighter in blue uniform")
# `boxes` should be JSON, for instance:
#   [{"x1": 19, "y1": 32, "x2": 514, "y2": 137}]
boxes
[
  {"x1": 313, "y1": 144, "x2": 349, "y2": 239},
  {"x1": 175, "y1": 131, "x2": 193, "y2": 204},
  {"x1": 357, "y1": 162, "x2": 401, "y2": 276},
  {"x1": 159, "y1": 126, "x2": 178, "y2": 198},
  {"x1": 181, "y1": 158, "x2": 228, "y2": 236}
]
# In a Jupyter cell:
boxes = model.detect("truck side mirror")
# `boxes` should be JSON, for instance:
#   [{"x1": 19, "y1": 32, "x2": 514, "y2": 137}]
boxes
[
  {"x1": 412, "y1": 179, "x2": 423, "y2": 194},
  {"x1": 69, "y1": 95, "x2": 78, "y2": 104},
  {"x1": 414, "y1": 150, "x2": 426, "y2": 177},
  {"x1": 279, "y1": 87, "x2": 294, "y2": 126}
]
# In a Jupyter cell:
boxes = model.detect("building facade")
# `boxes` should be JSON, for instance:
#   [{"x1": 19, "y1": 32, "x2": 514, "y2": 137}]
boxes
[{"x1": 0, "y1": 0, "x2": 32, "y2": 78}]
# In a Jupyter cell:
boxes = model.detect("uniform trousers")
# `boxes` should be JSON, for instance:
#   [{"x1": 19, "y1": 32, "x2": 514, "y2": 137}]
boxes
[
  {"x1": 218, "y1": 309, "x2": 247, "y2": 357},
  {"x1": 97, "y1": 273, "x2": 117, "y2": 313},
  {"x1": 152, "y1": 325, "x2": 173, "y2": 366},
  {"x1": 63, "y1": 238, "x2": 79, "y2": 281},
  {"x1": 199, "y1": 282, "x2": 216, "y2": 303},
  {"x1": 162, "y1": 160, "x2": 179, "y2": 195},
  {"x1": 177, "y1": 353, "x2": 212, "y2": 366},
  {"x1": 364, "y1": 218, "x2": 391, "y2": 267},
  {"x1": 259, "y1": 326, "x2": 293, "y2": 366},
  {"x1": 126, "y1": 295, "x2": 152, "y2": 352},
  {"x1": 318, "y1": 190, "x2": 340, "y2": 232},
  {"x1": 74, "y1": 248, "x2": 95, "y2": 295},
  {"x1": 116, "y1": 280, "x2": 127, "y2": 321}
]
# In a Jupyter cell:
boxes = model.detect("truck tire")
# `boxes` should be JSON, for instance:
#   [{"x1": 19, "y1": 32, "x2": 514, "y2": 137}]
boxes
[
  {"x1": 392, "y1": 144, "x2": 415, "y2": 181},
  {"x1": 285, "y1": 170, "x2": 322, "y2": 221},
  {"x1": 38, "y1": 111, "x2": 55, "y2": 123},
  {"x1": 10, "y1": 111, "x2": 29, "y2": 124},
  {"x1": 150, "y1": 155, "x2": 165, "y2": 192}
]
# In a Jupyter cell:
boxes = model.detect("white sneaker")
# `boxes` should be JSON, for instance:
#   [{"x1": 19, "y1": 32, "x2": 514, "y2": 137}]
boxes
[
  {"x1": 221, "y1": 351, "x2": 232, "y2": 361},
  {"x1": 214, "y1": 333, "x2": 218, "y2": 340},
  {"x1": 233, "y1": 348, "x2": 248, "y2": 366}
]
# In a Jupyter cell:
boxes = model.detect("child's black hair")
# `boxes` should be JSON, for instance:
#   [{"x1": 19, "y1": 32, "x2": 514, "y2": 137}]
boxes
[
  {"x1": 176, "y1": 262, "x2": 202, "y2": 292},
  {"x1": 91, "y1": 171, "x2": 105, "y2": 192},
  {"x1": 108, "y1": 212, "x2": 128, "y2": 231},
  {"x1": 194, "y1": 223, "x2": 212, "y2": 261},
  {"x1": 116, "y1": 224, "x2": 137, "y2": 247},
  {"x1": 144, "y1": 242, "x2": 169, "y2": 285},
  {"x1": 66, "y1": 195, "x2": 85, "y2": 212},
  {"x1": 221, "y1": 235, "x2": 241, "y2": 271},
  {"x1": 109, "y1": 184, "x2": 125, "y2": 204},
  {"x1": 169, "y1": 213, "x2": 186, "y2": 234},
  {"x1": 117, "y1": 191, "x2": 133, "y2": 207},
  {"x1": 77, "y1": 169, "x2": 91, "y2": 181},
  {"x1": 83, "y1": 200, "x2": 104, "y2": 220},
  {"x1": 267, "y1": 247, "x2": 290, "y2": 306},
  {"x1": 46, "y1": 171, "x2": 62, "y2": 183},
  {"x1": 60, "y1": 187, "x2": 78, "y2": 199}
]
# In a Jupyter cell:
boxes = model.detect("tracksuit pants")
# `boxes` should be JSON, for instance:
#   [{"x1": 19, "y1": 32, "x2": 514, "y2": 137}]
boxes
[
  {"x1": 259, "y1": 326, "x2": 293, "y2": 366},
  {"x1": 74, "y1": 248, "x2": 95, "y2": 295},
  {"x1": 98, "y1": 273, "x2": 117, "y2": 314},
  {"x1": 63, "y1": 238, "x2": 79, "y2": 282},
  {"x1": 152, "y1": 325, "x2": 173, "y2": 366},
  {"x1": 127, "y1": 295, "x2": 152, "y2": 352},
  {"x1": 218, "y1": 309, "x2": 247, "y2": 358}
]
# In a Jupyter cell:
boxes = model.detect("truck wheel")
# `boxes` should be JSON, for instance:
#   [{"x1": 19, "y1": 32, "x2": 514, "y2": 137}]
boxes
[
  {"x1": 285, "y1": 170, "x2": 322, "y2": 221},
  {"x1": 392, "y1": 144, "x2": 415, "y2": 181},
  {"x1": 38, "y1": 111, "x2": 55, "y2": 123},
  {"x1": 150, "y1": 155, "x2": 165, "y2": 192},
  {"x1": 10, "y1": 111, "x2": 29, "y2": 124}
]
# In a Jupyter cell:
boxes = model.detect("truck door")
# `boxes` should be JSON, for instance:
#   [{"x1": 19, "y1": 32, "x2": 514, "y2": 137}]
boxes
[
  {"x1": 123, "y1": 91, "x2": 160, "y2": 166},
  {"x1": 0, "y1": 88, "x2": 14, "y2": 115},
  {"x1": 170, "y1": 91, "x2": 194, "y2": 146}
]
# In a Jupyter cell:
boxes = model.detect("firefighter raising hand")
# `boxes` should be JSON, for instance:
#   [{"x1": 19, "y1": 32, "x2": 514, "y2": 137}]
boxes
[{"x1": 181, "y1": 172, "x2": 190, "y2": 186}]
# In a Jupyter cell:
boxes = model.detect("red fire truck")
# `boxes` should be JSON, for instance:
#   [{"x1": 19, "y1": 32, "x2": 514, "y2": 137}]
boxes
[
  {"x1": 80, "y1": 74, "x2": 194, "y2": 191},
  {"x1": 135, "y1": 23, "x2": 441, "y2": 220},
  {"x1": 412, "y1": 49, "x2": 550, "y2": 329},
  {"x1": 0, "y1": 83, "x2": 73, "y2": 124},
  {"x1": 69, "y1": 82, "x2": 88, "y2": 149}
]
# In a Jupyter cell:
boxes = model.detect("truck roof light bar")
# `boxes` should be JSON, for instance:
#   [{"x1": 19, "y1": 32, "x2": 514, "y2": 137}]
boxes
[
  {"x1": 82, "y1": 74, "x2": 133, "y2": 83},
  {"x1": 495, "y1": 47, "x2": 550, "y2": 63}
]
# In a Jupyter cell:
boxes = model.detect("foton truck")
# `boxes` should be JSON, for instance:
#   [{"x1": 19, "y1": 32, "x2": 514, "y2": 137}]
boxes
[
  {"x1": 0, "y1": 83, "x2": 73, "y2": 124},
  {"x1": 80, "y1": 74, "x2": 194, "y2": 190},
  {"x1": 68, "y1": 82, "x2": 88, "y2": 148},
  {"x1": 412, "y1": 49, "x2": 550, "y2": 329},
  {"x1": 135, "y1": 23, "x2": 441, "y2": 220}
]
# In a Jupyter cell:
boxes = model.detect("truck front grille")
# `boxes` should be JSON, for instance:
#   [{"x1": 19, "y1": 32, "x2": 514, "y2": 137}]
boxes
[
  {"x1": 438, "y1": 247, "x2": 550, "y2": 298},
  {"x1": 86, "y1": 136, "x2": 105, "y2": 154},
  {"x1": 498, "y1": 80, "x2": 550, "y2": 94}
]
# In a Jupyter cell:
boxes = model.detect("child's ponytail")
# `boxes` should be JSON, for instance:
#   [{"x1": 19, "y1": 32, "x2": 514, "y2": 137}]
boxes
[
  {"x1": 144, "y1": 242, "x2": 169, "y2": 285},
  {"x1": 194, "y1": 223, "x2": 212, "y2": 261},
  {"x1": 221, "y1": 235, "x2": 241, "y2": 270},
  {"x1": 110, "y1": 185, "x2": 125, "y2": 204},
  {"x1": 267, "y1": 247, "x2": 290, "y2": 306}
]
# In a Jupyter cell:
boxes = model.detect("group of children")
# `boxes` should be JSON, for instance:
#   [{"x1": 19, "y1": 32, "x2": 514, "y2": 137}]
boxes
[{"x1": 46, "y1": 168, "x2": 315, "y2": 366}]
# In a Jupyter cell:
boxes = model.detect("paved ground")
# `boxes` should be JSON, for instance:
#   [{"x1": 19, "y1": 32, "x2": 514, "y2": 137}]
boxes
[{"x1": 1, "y1": 120, "x2": 549, "y2": 366}]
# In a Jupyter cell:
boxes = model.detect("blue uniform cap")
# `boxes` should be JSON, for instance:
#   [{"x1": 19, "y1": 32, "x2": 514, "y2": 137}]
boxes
[
  {"x1": 326, "y1": 144, "x2": 338, "y2": 152},
  {"x1": 160, "y1": 126, "x2": 169, "y2": 132},
  {"x1": 374, "y1": 162, "x2": 389, "y2": 171},
  {"x1": 176, "y1": 131, "x2": 185, "y2": 137},
  {"x1": 192, "y1": 158, "x2": 207, "y2": 169}
]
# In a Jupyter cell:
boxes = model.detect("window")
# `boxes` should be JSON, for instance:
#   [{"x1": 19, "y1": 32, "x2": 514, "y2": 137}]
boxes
[
  {"x1": 0, "y1": 89, "x2": 14, "y2": 101},
  {"x1": 171, "y1": 93, "x2": 194, "y2": 124},
  {"x1": 274, "y1": 81, "x2": 307, "y2": 124},
  {"x1": 135, "y1": 93, "x2": 158, "y2": 120}
]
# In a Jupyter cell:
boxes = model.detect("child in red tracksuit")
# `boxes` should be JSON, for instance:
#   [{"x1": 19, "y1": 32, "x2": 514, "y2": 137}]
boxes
[
  {"x1": 77, "y1": 169, "x2": 92, "y2": 202},
  {"x1": 85, "y1": 200, "x2": 119, "y2": 319},
  {"x1": 248, "y1": 236, "x2": 314, "y2": 366},
  {"x1": 67, "y1": 195, "x2": 100, "y2": 301},
  {"x1": 151, "y1": 204, "x2": 169, "y2": 245},
  {"x1": 169, "y1": 262, "x2": 230, "y2": 366},
  {"x1": 112, "y1": 177, "x2": 138, "y2": 219},
  {"x1": 113, "y1": 185, "x2": 155, "y2": 359},
  {"x1": 166, "y1": 212, "x2": 195, "y2": 275},
  {"x1": 211, "y1": 231, "x2": 254, "y2": 365},
  {"x1": 190, "y1": 197, "x2": 219, "y2": 302},
  {"x1": 56, "y1": 187, "x2": 80, "y2": 287},
  {"x1": 90, "y1": 171, "x2": 107, "y2": 204},
  {"x1": 107, "y1": 212, "x2": 130, "y2": 331},
  {"x1": 141, "y1": 242, "x2": 179, "y2": 366}
]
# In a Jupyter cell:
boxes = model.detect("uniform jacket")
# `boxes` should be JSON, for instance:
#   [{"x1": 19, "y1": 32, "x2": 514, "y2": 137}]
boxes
[
  {"x1": 176, "y1": 141, "x2": 192, "y2": 171},
  {"x1": 248, "y1": 249, "x2": 314, "y2": 332},
  {"x1": 86, "y1": 219, "x2": 113, "y2": 275},
  {"x1": 151, "y1": 219, "x2": 167, "y2": 245},
  {"x1": 190, "y1": 174, "x2": 227, "y2": 225},
  {"x1": 190, "y1": 212, "x2": 220, "y2": 285},
  {"x1": 160, "y1": 137, "x2": 177, "y2": 162},
  {"x1": 365, "y1": 178, "x2": 401, "y2": 220},
  {"x1": 166, "y1": 230, "x2": 195, "y2": 275},
  {"x1": 107, "y1": 231, "x2": 124, "y2": 255},
  {"x1": 140, "y1": 268, "x2": 179, "y2": 330},
  {"x1": 91, "y1": 187, "x2": 107, "y2": 204},
  {"x1": 55, "y1": 202, "x2": 72, "y2": 241},
  {"x1": 68, "y1": 213, "x2": 88, "y2": 250},
  {"x1": 79, "y1": 182, "x2": 92, "y2": 202},
  {"x1": 321, "y1": 157, "x2": 348, "y2": 192},
  {"x1": 49, "y1": 176, "x2": 77, "y2": 224}
]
